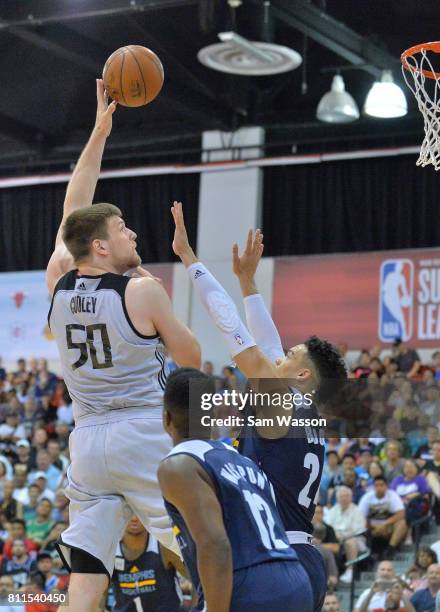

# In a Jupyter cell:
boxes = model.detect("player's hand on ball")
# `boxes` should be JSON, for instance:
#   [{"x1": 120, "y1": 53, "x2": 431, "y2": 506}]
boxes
[
  {"x1": 95, "y1": 78, "x2": 117, "y2": 138},
  {"x1": 232, "y1": 229, "x2": 264, "y2": 279}
]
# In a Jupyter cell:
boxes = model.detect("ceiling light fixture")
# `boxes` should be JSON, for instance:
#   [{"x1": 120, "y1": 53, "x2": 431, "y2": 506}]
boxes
[
  {"x1": 364, "y1": 70, "x2": 408, "y2": 118},
  {"x1": 316, "y1": 75, "x2": 360, "y2": 123}
]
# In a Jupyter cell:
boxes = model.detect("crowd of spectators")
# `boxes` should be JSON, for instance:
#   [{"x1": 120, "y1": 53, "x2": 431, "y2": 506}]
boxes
[
  {"x1": 0, "y1": 357, "x2": 71, "y2": 610},
  {"x1": 315, "y1": 340, "x2": 440, "y2": 611},
  {"x1": 3, "y1": 342, "x2": 440, "y2": 610}
]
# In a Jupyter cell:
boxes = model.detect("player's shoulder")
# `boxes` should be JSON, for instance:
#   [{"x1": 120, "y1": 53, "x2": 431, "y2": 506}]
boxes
[
  {"x1": 126, "y1": 276, "x2": 163, "y2": 298},
  {"x1": 158, "y1": 453, "x2": 207, "y2": 500}
]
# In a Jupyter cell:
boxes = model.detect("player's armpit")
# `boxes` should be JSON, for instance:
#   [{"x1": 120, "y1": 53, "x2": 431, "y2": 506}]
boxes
[
  {"x1": 158, "y1": 456, "x2": 233, "y2": 612},
  {"x1": 126, "y1": 277, "x2": 201, "y2": 368},
  {"x1": 46, "y1": 243, "x2": 75, "y2": 296}
]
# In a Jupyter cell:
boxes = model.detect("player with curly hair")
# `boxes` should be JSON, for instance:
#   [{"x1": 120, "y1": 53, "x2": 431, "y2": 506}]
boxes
[{"x1": 171, "y1": 202, "x2": 347, "y2": 612}]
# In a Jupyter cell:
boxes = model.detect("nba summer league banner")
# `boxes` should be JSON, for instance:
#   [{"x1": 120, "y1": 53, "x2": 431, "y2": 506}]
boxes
[{"x1": 273, "y1": 247, "x2": 440, "y2": 348}]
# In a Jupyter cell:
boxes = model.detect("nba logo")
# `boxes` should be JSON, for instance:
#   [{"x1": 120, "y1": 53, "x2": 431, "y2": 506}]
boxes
[{"x1": 379, "y1": 259, "x2": 414, "y2": 342}]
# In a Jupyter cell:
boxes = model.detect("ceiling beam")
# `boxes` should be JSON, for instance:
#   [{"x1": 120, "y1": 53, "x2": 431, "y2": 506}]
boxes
[
  {"x1": 0, "y1": 1, "x2": 198, "y2": 29},
  {"x1": 6, "y1": 26, "x2": 100, "y2": 74},
  {"x1": 269, "y1": 0, "x2": 399, "y2": 78},
  {"x1": 0, "y1": 111, "x2": 51, "y2": 146}
]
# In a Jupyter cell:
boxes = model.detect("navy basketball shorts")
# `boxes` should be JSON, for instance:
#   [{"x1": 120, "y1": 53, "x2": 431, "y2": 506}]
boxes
[
  {"x1": 291, "y1": 544, "x2": 327, "y2": 612},
  {"x1": 230, "y1": 560, "x2": 313, "y2": 612}
]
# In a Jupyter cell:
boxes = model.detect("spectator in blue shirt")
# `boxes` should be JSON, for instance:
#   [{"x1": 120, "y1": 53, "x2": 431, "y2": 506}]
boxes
[{"x1": 411, "y1": 563, "x2": 440, "y2": 612}]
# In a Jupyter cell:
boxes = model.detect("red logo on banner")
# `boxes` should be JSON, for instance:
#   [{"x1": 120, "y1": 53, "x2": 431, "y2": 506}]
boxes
[{"x1": 12, "y1": 292, "x2": 26, "y2": 309}]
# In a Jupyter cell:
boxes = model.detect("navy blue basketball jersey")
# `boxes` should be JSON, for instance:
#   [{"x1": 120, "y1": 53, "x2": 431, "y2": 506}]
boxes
[
  {"x1": 163, "y1": 439, "x2": 297, "y2": 610},
  {"x1": 238, "y1": 402, "x2": 325, "y2": 535},
  {"x1": 111, "y1": 535, "x2": 181, "y2": 612}
]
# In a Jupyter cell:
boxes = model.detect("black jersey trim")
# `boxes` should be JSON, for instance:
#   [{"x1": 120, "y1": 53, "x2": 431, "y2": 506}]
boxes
[
  {"x1": 77, "y1": 274, "x2": 107, "y2": 279},
  {"x1": 155, "y1": 348, "x2": 167, "y2": 390},
  {"x1": 47, "y1": 270, "x2": 78, "y2": 329},
  {"x1": 97, "y1": 274, "x2": 160, "y2": 340}
]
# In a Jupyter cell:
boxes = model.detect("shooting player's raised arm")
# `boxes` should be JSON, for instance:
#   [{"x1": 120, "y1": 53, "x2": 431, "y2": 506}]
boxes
[{"x1": 46, "y1": 80, "x2": 116, "y2": 295}]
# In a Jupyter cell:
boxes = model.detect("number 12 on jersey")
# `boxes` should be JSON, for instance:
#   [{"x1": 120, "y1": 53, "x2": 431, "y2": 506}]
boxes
[{"x1": 66, "y1": 323, "x2": 113, "y2": 370}]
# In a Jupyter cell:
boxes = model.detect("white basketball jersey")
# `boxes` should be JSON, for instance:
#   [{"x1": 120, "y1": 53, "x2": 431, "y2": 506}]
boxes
[{"x1": 48, "y1": 270, "x2": 168, "y2": 422}]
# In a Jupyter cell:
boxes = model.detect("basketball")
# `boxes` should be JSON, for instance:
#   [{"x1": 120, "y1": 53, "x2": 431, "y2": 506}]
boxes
[{"x1": 102, "y1": 45, "x2": 164, "y2": 107}]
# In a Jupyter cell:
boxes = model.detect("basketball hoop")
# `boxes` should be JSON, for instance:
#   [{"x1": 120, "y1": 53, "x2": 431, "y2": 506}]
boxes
[{"x1": 401, "y1": 41, "x2": 440, "y2": 169}]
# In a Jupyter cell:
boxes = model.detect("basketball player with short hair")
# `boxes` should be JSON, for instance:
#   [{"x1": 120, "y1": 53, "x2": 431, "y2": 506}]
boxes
[
  {"x1": 46, "y1": 82, "x2": 201, "y2": 612},
  {"x1": 171, "y1": 202, "x2": 347, "y2": 611},
  {"x1": 111, "y1": 517, "x2": 184, "y2": 612},
  {"x1": 158, "y1": 368, "x2": 313, "y2": 612}
]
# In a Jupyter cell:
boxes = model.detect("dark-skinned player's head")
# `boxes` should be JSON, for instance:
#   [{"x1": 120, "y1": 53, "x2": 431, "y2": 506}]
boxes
[
  {"x1": 274, "y1": 335, "x2": 347, "y2": 401},
  {"x1": 63, "y1": 203, "x2": 141, "y2": 273},
  {"x1": 164, "y1": 368, "x2": 215, "y2": 443}
]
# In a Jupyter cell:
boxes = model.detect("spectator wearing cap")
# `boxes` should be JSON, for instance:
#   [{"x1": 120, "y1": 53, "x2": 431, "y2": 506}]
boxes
[
  {"x1": 411, "y1": 563, "x2": 440, "y2": 612},
  {"x1": 0, "y1": 538, "x2": 36, "y2": 588},
  {"x1": 25, "y1": 499, "x2": 55, "y2": 546},
  {"x1": 323, "y1": 592, "x2": 341, "y2": 612},
  {"x1": 36, "y1": 550, "x2": 68, "y2": 593},
  {"x1": 2, "y1": 518, "x2": 38, "y2": 559},
  {"x1": 14, "y1": 438, "x2": 31, "y2": 469},
  {"x1": 326, "y1": 486, "x2": 367, "y2": 584},
  {"x1": 0, "y1": 480, "x2": 23, "y2": 521},
  {"x1": 358, "y1": 476, "x2": 407, "y2": 558},
  {"x1": 381, "y1": 440, "x2": 406, "y2": 482},
  {"x1": 29, "y1": 450, "x2": 61, "y2": 492},
  {"x1": 0, "y1": 410, "x2": 26, "y2": 448}
]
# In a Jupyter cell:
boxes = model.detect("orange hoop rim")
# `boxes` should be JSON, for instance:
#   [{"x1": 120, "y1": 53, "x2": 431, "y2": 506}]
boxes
[{"x1": 401, "y1": 41, "x2": 440, "y2": 79}]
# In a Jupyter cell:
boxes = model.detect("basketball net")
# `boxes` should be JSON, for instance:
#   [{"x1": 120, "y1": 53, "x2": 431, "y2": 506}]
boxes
[{"x1": 402, "y1": 48, "x2": 440, "y2": 170}]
